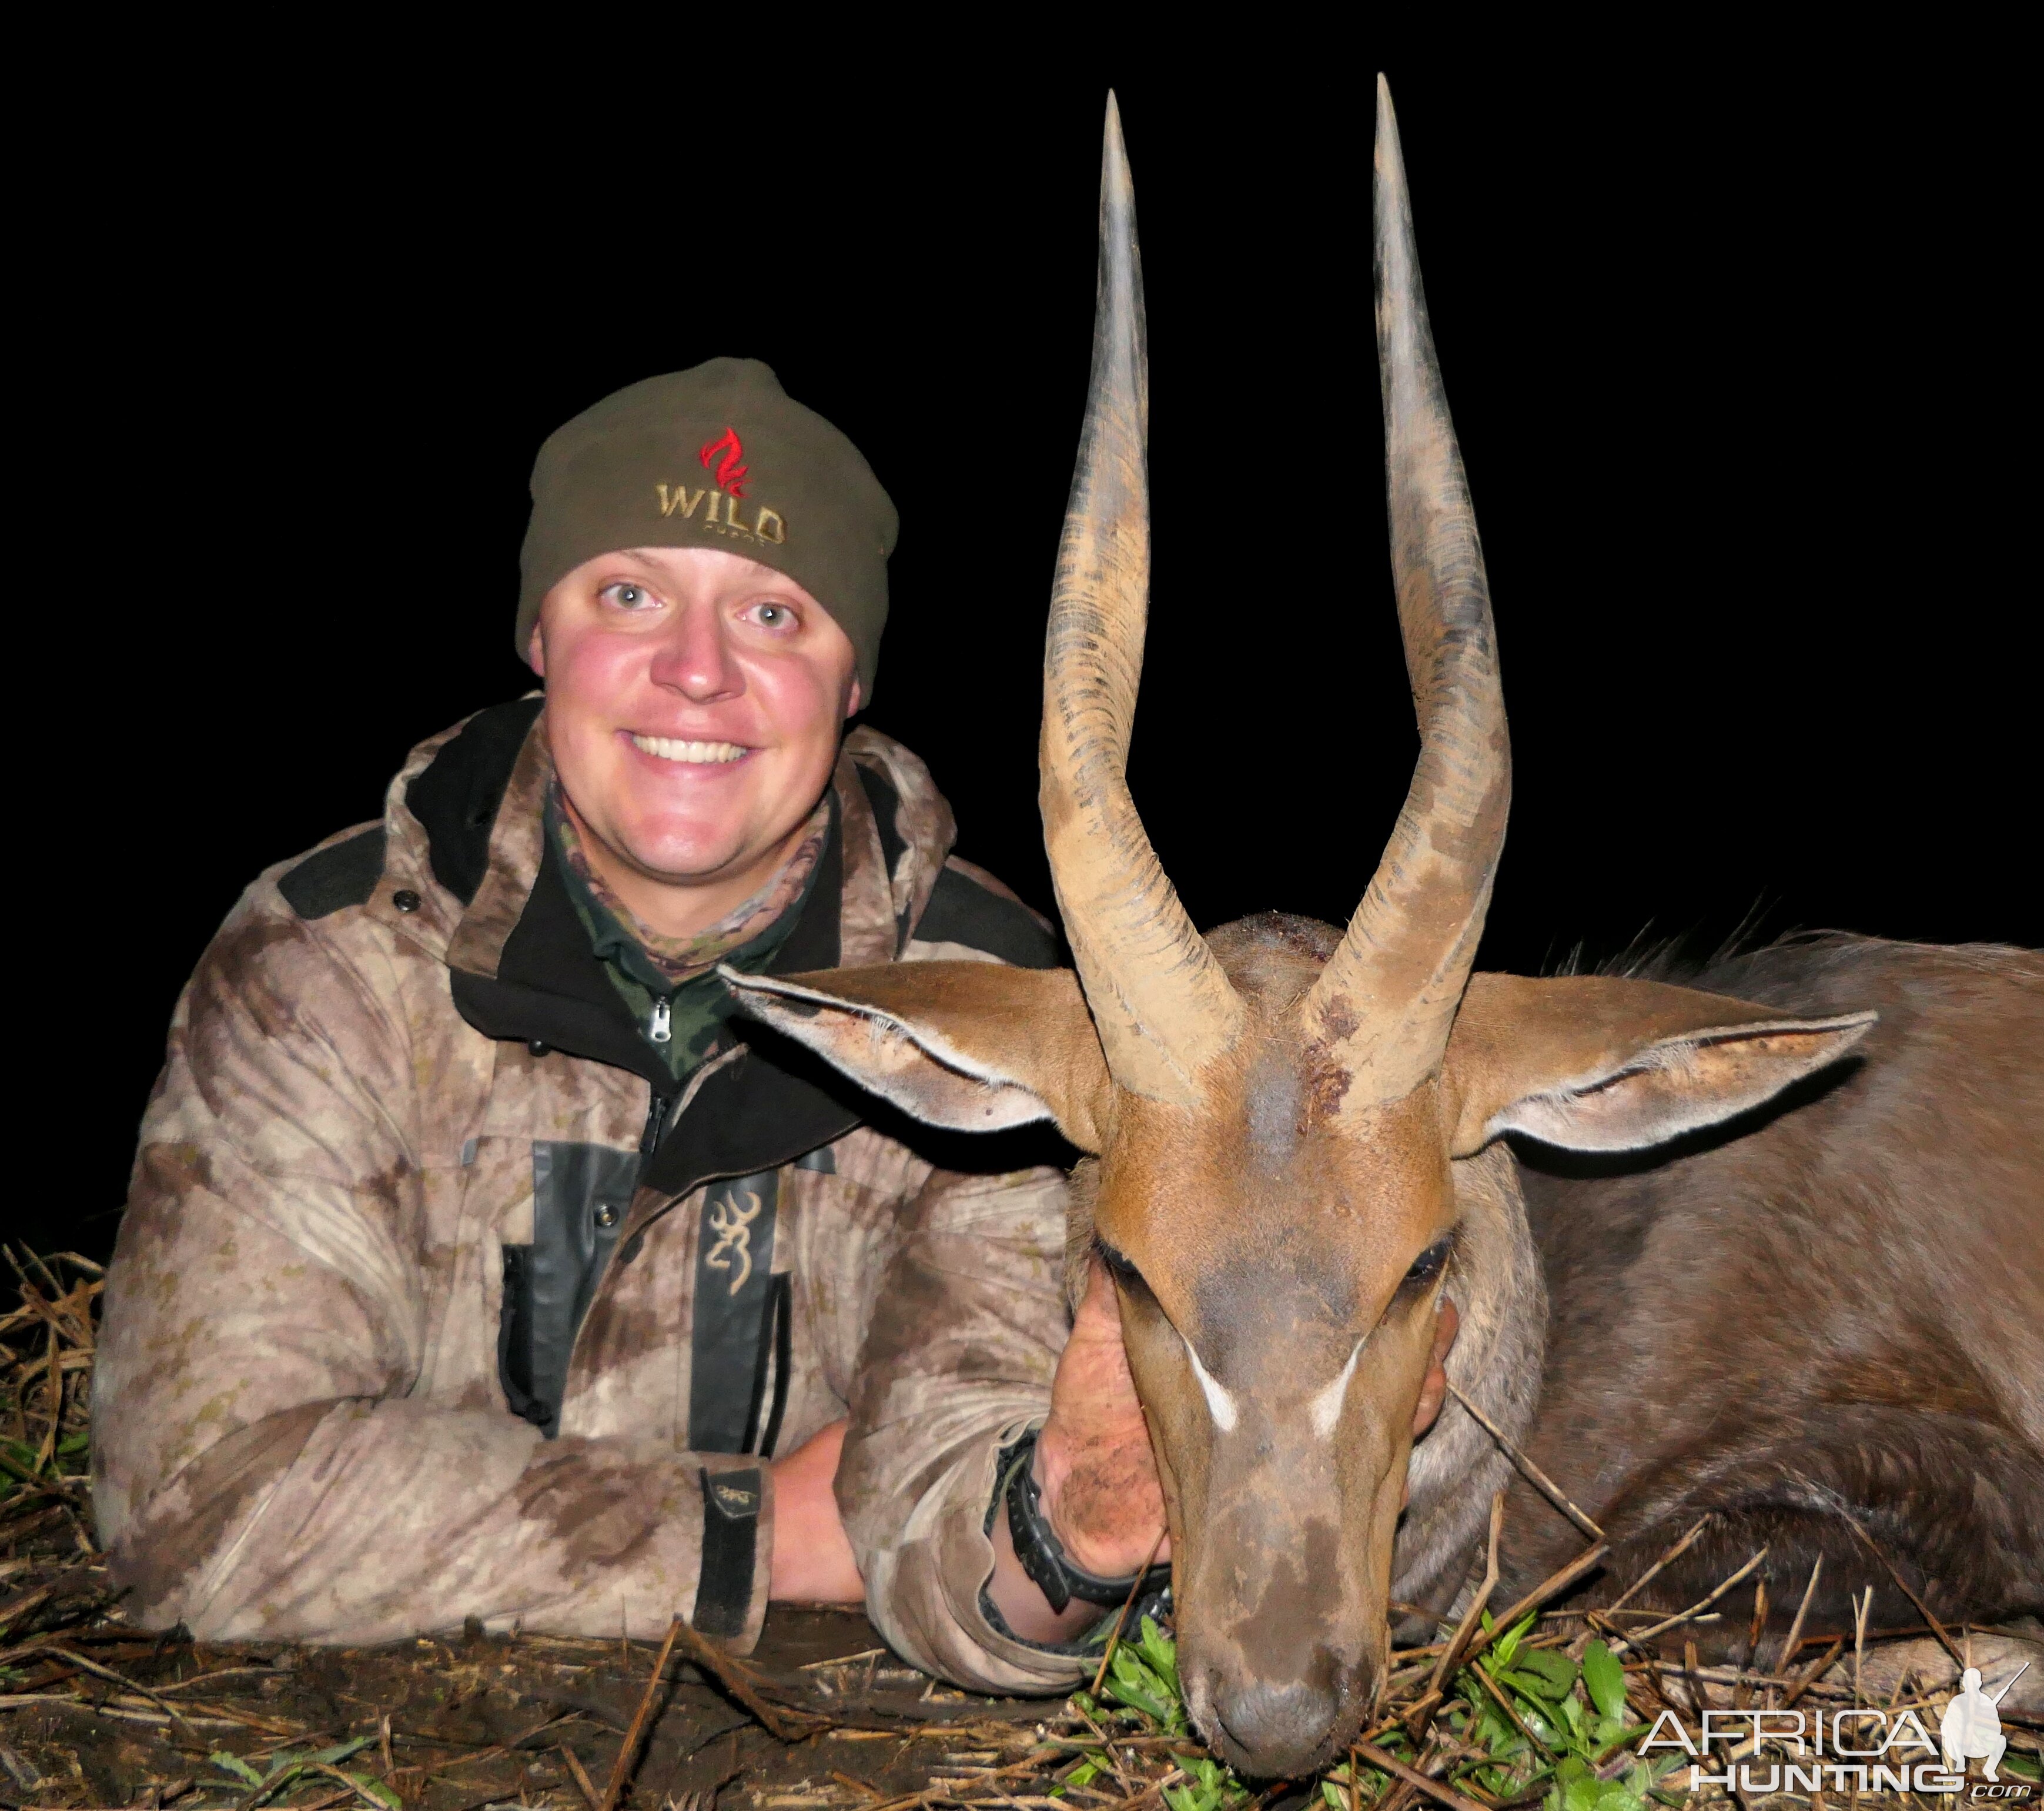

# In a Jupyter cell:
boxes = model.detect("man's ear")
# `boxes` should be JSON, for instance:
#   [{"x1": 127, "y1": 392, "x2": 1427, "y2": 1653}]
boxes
[
  {"x1": 720, "y1": 961, "x2": 1115, "y2": 1152},
  {"x1": 1442, "y1": 973, "x2": 1876, "y2": 1157}
]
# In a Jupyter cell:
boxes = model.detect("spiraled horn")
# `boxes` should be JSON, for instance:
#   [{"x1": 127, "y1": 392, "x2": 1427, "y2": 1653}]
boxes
[
  {"x1": 1040, "y1": 93, "x2": 1246, "y2": 1106},
  {"x1": 1301, "y1": 76, "x2": 1511, "y2": 1111}
]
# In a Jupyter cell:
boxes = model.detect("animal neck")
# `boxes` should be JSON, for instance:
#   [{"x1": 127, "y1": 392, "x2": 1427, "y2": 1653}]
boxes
[{"x1": 1390, "y1": 1142, "x2": 1548, "y2": 1619}]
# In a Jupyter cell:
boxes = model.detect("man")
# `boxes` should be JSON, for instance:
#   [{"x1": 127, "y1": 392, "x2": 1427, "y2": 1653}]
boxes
[{"x1": 92, "y1": 358, "x2": 1166, "y2": 1692}]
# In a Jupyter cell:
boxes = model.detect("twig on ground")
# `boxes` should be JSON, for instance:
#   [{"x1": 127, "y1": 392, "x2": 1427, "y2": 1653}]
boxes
[
  {"x1": 1091, "y1": 1526, "x2": 1170, "y2": 1699},
  {"x1": 1772, "y1": 1556, "x2": 1822, "y2": 1679},
  {"x1": 1471, "y1": 1659, "x2": 1554, "y2": 1760},
  {"x1": 1601, "y1": 1516, "x2": 1712, "y2": 1619},
  {"x1": 39, "y1": 1644, "x2": 202, "y2": 1742},
  {"x1": 1446, "y1": 1386, "x2": 1603, "y2": 1543},
  {"x1": 800, "y1": 1649, "x2": 888, "y2": 1672},
  {"x1": 1460, "y1": 1542, "x2": 1612, "y2": 1671},
  {"x1": 1413, "y1": 1493, "x2": 1504, "y2": 1743},
  {"x1": 1854, "y1": 1585, "x2": 1873, "y2": 1701},
  {"x1": 558, "y1": 1742, "x2": 603, "y2": 1809},
  {"x1": 1847, "y1": 1519, "x2": 1964, "y2": 1672},
  {"x1": 598, "y1": 1612, "x2": 685, "y2": 1811},
  {"x1": 311, "y1": 1760, "x2": 396, "y2": 1808},
  {"x1": 668, "y1": 1615, "x2": 829, "y2": 1742},
  {"x1": 1732, "y1": 1576, "x2": 1768, "y2": 1707},
  {"x1": 1354, "y1": 1740, "x2": 1494, "y2": 1811},
  {"x1": 0, "y1": 1583, "x2": 56, "y2": 1635},
  {"x1": 1607, "y1": 1548, "x2": 1768, "y2": 1656},
  {"x1": 1431, "y1": 1493, "x2": 1505, "y2": 1699},
  {"x1": 1782, "y1": 1636, "x2": 1845, "y2": 1710}
]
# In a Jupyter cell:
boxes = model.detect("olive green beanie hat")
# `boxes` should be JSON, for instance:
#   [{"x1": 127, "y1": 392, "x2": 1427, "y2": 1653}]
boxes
[{"x1": 517, "y1": 359, "x2": 898, "y2": 700}]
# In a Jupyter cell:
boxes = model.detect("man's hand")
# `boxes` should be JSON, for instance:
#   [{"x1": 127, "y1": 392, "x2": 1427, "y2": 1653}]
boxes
[
  {"x1": 768, "y1": 1419, "x2": 864, "y2": 1603},
  {"x1": 1035, "y1": 1255, "x2": 1172, "y2": 1577},
  {"x1": 986, "y1": 1256, "x2": 1169, "y2": 1642}
]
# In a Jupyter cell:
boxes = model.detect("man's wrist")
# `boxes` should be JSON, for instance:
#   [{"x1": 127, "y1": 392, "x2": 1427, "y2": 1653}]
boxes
[{"x1": 998, "y1": 1429, "x2": 1169, "y2": 1613}]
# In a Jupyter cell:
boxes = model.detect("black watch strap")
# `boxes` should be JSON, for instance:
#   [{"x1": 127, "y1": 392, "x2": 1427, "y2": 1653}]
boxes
[{"x1": 996, "y1": 1429, "x2": 1170, "y2": 1614}]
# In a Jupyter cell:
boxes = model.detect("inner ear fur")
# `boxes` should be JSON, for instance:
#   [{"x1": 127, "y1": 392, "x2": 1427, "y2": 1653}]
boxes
[
  {"x1": 720, "y1": 961, "x2": 1115, "y2": 1152},
  {"x1": 1442, "y1": 973, "x2": 1876, "y2": 1157}
]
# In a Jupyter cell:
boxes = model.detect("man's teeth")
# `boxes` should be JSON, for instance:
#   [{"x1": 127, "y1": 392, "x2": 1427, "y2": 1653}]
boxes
[{"x1": 630, "y1": 735, "x2": 749, "y2": 764}]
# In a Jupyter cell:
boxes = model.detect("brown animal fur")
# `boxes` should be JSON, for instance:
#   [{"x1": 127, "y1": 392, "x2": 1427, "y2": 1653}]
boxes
[
  {"x1": 726, "y1": 924, "x2": 2042, "y2": 1772},
  {"x1": 1500, "y1": 931, "x2": 2044, "y2": 1641}
]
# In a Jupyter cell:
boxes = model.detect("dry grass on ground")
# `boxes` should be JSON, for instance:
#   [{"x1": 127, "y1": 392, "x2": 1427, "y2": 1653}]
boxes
[{"x1": 3, "y1": 1251, "x2": 2037, "y2": 1811}]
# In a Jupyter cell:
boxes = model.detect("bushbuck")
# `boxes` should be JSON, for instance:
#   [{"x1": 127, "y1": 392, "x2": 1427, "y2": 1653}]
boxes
[{"x1": 726, "y1": 85, "x2": 2044, "y2": 1777}]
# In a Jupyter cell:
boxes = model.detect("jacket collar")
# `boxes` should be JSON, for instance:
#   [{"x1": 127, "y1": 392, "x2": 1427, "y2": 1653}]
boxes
[
  {"x1": 390, "y1": 700, "x2": 952, "y2": 975},
  {"x1": 382, "y1": 699, "x2": 958, "y2": 1191}
]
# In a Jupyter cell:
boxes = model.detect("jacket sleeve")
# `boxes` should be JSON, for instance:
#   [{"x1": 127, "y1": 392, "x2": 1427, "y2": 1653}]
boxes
[
  {"x1": 834, "y1": 1159, "x2": 1092, "y2": 1693},
  {"x1": 91, "y1": 890, "x2": 770, "y2": 1648}
]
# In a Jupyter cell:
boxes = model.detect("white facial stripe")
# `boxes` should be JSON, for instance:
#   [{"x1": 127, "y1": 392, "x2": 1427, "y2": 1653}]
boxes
[
  {"x1": 1180, "y1": 1331, "x2": 1239, "y2": 1432},
  {"x1": 1307, "y1": 1335, "x2": 1369, "y2": 1439}
]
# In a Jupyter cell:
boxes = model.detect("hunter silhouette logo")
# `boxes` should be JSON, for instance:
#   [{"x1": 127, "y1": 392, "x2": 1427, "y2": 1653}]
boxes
[
  {"x1": 654, "y1": 425, "x2": 786, "y2": 543},
  {"x1": 1945, "y1": 1665, "x2": 2027, "y2": 1784},
  {"x1": 698, "y1": 426, "x2": 749, "y2": 496}
]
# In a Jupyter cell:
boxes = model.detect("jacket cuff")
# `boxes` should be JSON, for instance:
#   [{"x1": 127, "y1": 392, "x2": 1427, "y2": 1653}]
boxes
[
  {"x1": 694, "y1": 1455, "x2": 774, "y2": 1653},
  {"x1": 860, "y1": 1418, "x2": 1097, "y2": 1695}
]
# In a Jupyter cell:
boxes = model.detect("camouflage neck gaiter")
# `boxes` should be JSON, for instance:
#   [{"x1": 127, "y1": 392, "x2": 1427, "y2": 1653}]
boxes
[{"x1": 549, "y1": 785, "x2": 832, "y2": 989}]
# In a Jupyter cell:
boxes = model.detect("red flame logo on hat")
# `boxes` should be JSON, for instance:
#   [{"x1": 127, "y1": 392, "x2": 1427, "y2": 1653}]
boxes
[{"x1": 699, "y1": 427, "x2": 749, "y2": 497}]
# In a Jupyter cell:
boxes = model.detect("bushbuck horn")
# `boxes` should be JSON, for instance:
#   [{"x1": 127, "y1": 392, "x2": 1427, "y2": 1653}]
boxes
[
  {"x1": 1300, "y1": 76, "x2": 1511, "y2": 1112},
  {"x1": 1039, "y1": 92, "x2": 1247, "y2": 1105}
]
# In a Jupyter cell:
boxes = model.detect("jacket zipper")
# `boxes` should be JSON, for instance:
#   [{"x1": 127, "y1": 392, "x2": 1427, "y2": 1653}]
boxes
[
  {"x1": 648, "y1": 996, "x2": 673, "y2": 1044},
  {"x1": 640, "y1": 1085, "x2": 675, "y2": 1157}
]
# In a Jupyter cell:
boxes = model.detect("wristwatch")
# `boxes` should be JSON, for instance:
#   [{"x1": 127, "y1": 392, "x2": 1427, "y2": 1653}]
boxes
[{"x1": 995, "y1": 1428, "x2": 1171, "y2": 1614}]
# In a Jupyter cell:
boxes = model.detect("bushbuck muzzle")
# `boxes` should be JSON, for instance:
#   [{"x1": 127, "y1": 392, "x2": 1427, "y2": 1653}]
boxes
[
  {"x1": 726, "y1": 83, "x2": 1880, "y2": 1776},
  {"x1": 1096, "y1": 1017, "x2": 1458, "y2": 1772}
]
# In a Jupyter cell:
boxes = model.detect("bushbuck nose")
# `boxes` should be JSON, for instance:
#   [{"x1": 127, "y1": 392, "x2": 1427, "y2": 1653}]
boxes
[{"x1": 1206, "y1": 1663, "x2": 1343, "y2": 1779}]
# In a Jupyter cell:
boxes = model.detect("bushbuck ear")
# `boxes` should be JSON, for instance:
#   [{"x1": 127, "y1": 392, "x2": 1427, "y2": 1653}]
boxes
[
  {"x1": 1442, "y1": 973, "x2": 1876, "y2": 1156},
  {"x1": 719, "y1": 961, "x2": 1115, "y2": 1152}
]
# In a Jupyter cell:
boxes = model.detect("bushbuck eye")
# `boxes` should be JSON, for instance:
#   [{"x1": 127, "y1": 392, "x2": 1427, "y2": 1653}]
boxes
[
  {"x1": 1401, "y1": 1238, "x2": 1451, "y2": 1292},
  {"x1": 1095, "y1": 1238, "x2": 1146, "y2": 1294}
]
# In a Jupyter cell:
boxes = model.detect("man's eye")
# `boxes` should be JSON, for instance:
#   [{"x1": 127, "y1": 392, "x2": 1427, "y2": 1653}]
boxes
[
  {"x1": 601, "y1": 582, "x2": 657, "y2": 609},
  {"x1": 750, "y1": 601, "x2": 794, "y2": 628}
]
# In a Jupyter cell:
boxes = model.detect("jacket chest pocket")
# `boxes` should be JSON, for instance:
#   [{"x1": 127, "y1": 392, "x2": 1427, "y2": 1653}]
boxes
[{"x1": 499, "y1": 1141, "x2": 639, "y2": 1436}]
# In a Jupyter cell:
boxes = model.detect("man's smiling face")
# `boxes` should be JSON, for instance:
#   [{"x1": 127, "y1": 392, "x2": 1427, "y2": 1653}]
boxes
[{"x1": 531, "y1": 545, "x2": 860, "y2": 936}]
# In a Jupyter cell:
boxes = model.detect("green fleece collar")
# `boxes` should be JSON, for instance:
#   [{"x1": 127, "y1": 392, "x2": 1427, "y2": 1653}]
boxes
[{"x1": 543, "y1": 791, "x2": 826, "y2": 1081}]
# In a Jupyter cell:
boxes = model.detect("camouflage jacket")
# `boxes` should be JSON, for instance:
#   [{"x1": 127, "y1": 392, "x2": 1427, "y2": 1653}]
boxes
[{"x1": 92, "y1": 700, "x2": 1088, "y2": 1693}]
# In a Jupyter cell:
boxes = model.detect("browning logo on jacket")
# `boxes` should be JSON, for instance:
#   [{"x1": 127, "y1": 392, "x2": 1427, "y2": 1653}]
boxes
[{"x1": 92, "y1": 700, "x2": 1091, "y2": 1693}]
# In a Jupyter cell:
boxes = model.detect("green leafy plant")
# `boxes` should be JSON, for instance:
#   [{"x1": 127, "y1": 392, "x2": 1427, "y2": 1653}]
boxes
[
  {"x1": 1058, "y1": 1619, "x2": 1250, "y2": 1807},
  {"x1": 1058, "y1": 1613, "x2": 1695, "y2": 1811},
  {"x1": 208, "y1": 1736, "x2": 398, "y2": 1807},
  {"x1": 1441, "y1": 1627, "x2": 1685, "y2": 1811}
]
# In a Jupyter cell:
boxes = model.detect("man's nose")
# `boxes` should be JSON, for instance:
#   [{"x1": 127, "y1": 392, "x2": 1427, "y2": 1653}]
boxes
[{"x1": 649, "y1": 602, "x2": 741, "y2": 702}]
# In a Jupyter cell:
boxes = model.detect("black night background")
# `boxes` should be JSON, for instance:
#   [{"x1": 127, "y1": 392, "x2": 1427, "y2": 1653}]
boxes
[{"x1": 28, "y1": 44, "x2": 2036, "y2": 1259}]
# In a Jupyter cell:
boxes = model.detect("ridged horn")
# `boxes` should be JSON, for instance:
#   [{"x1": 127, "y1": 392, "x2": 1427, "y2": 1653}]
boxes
[
  {"x1": 1040, "y1": 93, "x2": 1246, "y2": 1105},
  {"x1": 1301, "y1": 76, "x2": 1511, "y2": 1110}
]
